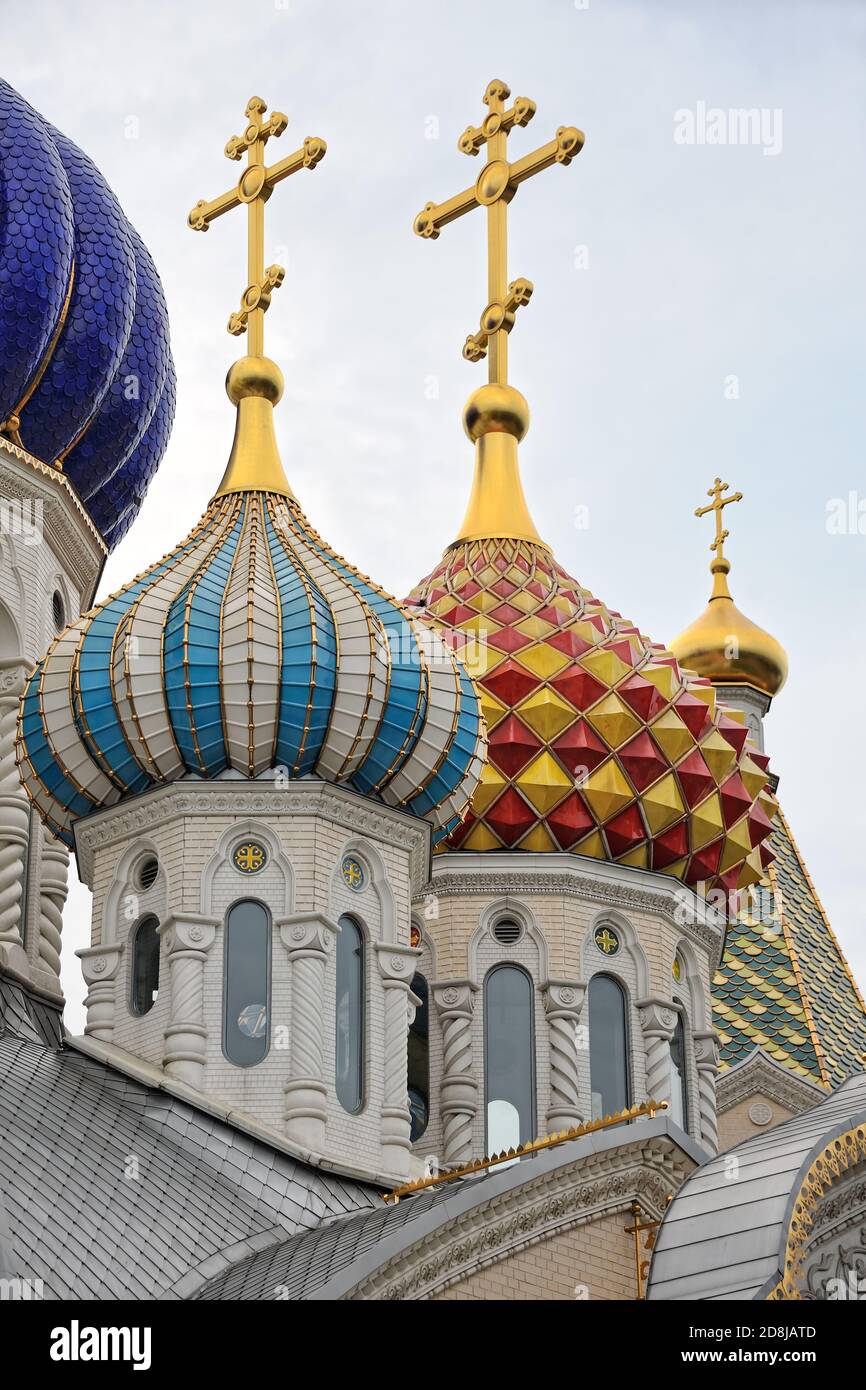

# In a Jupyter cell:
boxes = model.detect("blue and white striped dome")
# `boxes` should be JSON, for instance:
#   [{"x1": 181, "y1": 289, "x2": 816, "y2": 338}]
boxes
[
  {"x1": 0, "y1": 80, "x2": 174, "y2": 547},
  {"x1": 17, "y1": 488, "x2": 485, "y2": 847}
]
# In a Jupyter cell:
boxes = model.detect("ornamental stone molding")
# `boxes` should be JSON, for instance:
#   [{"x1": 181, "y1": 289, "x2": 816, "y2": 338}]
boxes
[
  {"x1": 716, "y1": 1045, "x2": 828, "y2": 1117},
  {"x1": 279, "y1": 912, "x2": 340, "y2": 1152},
  {"x1": 693, "y1": 1030, "x2": 721, "y2": 1154},
  {"x1": 432, "y1": 979, "x2": 479, "y2": 1165},
  {"x1": 375, "y1": 944, "x2": 419, "y2": 1177},
  {"x1": 157, "y1": 912, "x2": 219, "y2": 1088},
  {"x1": 638, "y1": 998, "x2": 678, "y2": 1109},
  {"x1": 424, "y1": 855, "x2": 726, "y2": 970},
  {"x1": 77, "y1": 942, "x2": 125, "y2": 1043},
  {"x1": 350, "y1": 1130, "x2": 696, "y2": 1301},
  {"x1": 542, "y1": 979, "x2": 586, "y2": 1131},
  {"x1": 74, "y1": 780, "x2": 431, "y2": 894},
  {"x1": 0, "y1": 442, "x2": 105, "y2": 603}
]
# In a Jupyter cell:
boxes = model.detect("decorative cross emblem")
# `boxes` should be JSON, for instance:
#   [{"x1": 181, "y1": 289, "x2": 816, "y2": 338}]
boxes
[
  {"x1": 342, "y1": 856, "x2": 365, "y2": 890},
  {"x1": 187, "y1": 96, "x2": 326, "y2": 354},
  {"x1": 695, "y1": 477, "x2": 743, "y2": 561},
  {"x1": 594, "y1": 927, "x2": 620, "y2": 955},
  {"x1": 413, "y1": 79, "x2": 583, "y2": 385},
  {"x1": 233, "y1": 841, "x2": 266, "y2": 874}
]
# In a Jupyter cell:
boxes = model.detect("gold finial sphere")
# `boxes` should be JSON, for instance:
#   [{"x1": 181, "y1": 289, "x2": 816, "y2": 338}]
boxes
[
  {"x1": 226, "y1": 355, "x2": 284, "y2": 406},
  {"x1": 462, "y1": 383, "x2": 530, "y2": 443}
]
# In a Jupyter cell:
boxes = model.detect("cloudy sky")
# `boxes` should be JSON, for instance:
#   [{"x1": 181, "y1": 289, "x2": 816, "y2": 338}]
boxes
[{"x1": 7, "y1": 0, "x2": 865, "y2": 1030}]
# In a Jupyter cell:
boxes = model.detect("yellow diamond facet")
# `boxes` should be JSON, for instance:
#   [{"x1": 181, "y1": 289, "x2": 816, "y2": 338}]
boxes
[
  {"x1": 691, "y1": 791, "x2": 723, "y2": 850},
  {"x1": 518, "y1": 750, "x2": 573, "y2": 814},
  {"x1": 585, "y1": 692, "x2": 641, "y2": 749},
  {"x1": 464, "y1": 821, "x2": 503, "y2": 851},
  {"x1": 650, "y1": 708, "x2": 694, "y2": 762},
  {"x1": 581, "y1": 758, "x2": 633, "y2": 822},
  {"x1": 700, "y1": 728, "x2": 738, "y2": 783},
  {"x1": 517, "y1": 686, "x2": 578, "y2": 741},
  {"x1": 516, "y1": 643, "x2": 570, "y2": 680},
  {"x1": 473, "y1": 763, "x2": 507, "y2": 815},
  {"x1": 641, "y1": 772, "x2": 685, "y2": 834},
  {"x1": 518, "y1": 822, "x2": 558, "y2": 852},
  {"x1": 579, "y1": 648, "x2": 631, "y2": 688}
]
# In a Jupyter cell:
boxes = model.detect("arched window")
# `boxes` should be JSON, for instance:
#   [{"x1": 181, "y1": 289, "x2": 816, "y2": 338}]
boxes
[
  {"x1": 589, "y1": 974, "x2": 629, "y2": 1120},
  {"x1": 336, "y1": 915, "x2": 364, "y2": 1113},
  {"x1": 223, "y1": 899, "x2": 270, "y2": 1067},
  {"x1": 130, "y1": 915, "x2": 160, "y2": 1017},
  {"x1": 484, "y1": 965, "x2": 534, "y2": 1153},
  {"x1": 669, "y1": 1000, "x2": 689, "y2": 1130},
  {"x1": 408, "y1": 971, "x2": 429, "y2": 1142}
]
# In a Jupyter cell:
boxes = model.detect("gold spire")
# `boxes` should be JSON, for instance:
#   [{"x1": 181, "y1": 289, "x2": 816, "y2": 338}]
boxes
[
  {"x1": 187, "y1": 96, "x2": 327, "y2": 498},
  {"x1": 414, "y1": 80, "x2": 584, "y2": 547},
  {"x1": 670, "y1": 477, "x2": 788, "y2": 697}
]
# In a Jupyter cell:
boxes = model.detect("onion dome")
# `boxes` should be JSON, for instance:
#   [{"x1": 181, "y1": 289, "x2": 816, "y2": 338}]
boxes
[
  {"x1": 0, "y1": 79, "x2": 174, "y2": 547},
  {"x1": 16, "y1": 355, "x2": 484, "y2": 849},
  {"x1": 669, "y1": 480, "x2": 788, "y2": 698},
  {"x1": 406, "y1": 388, "x2": 776, "y2": 894}
]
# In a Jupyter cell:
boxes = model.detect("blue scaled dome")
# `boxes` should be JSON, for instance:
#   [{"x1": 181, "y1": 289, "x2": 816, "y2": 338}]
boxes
[
  {"x1": 16, "y1": 356, "x2": 486, "y2": 848},
  {"x1": 0, "y1": 80, "x2": 174, "y2": 547}
]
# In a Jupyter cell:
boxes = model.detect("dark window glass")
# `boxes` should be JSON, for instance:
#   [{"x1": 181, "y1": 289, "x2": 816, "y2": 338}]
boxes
[
  {"x1": 589, "y1": 974, "x2": 629, "y2": 1120},
  {"x1": 223, "y1": 900, "x2": 270, "y2": 1067},
  {"x1": 669, "y1": 1002, "x2": 689, "y2": 1129},
  {"x1": 131, "y1": 915, "x2": 160, "y2": 1016},
  {"x1": 408, "y1": 972, "x2": 429, "y2": 1142},
  {"x1": 485, "y1": 965, "x2": 534, "y2": 1153},
  {"x1": 336, "y1": 915, "x2": 364, "y2": 1112}
]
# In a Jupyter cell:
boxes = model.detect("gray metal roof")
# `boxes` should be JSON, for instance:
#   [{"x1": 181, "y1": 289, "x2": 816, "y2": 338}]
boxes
[
  {"x1": 195, "y1": 1115, "x2": 708, "y2": 1300},
  {"x1": 0, "y1": 989, "x2": 377, "y2": 1300},
  {"x1": 647, "y1": 1071, "x2": 866, "y2": 1301}
]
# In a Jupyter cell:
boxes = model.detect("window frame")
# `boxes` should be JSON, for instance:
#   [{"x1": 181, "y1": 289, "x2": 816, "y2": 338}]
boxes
[
  {"x1": 335, "y1": 913, "x2": 366, "y2": 1115},
  {"x1": 588, "y1": 971, "x2": 631, "y2": 1119},
  {"x1": 221, "y1": 897, "x2": 272, "y2": 1069},
  {"x1": 129, "y1": 913, "x2": 161, "y2": 1018},
  {"x1": 483, "y1": 961, "x2": 536, "y2": 1154}
]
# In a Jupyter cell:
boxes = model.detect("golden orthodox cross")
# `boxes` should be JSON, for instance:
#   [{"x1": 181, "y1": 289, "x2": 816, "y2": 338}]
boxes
[
  {"x1": 187, "y1": 96, "x2": 326, "y2": 355},
  {"x1": 413, "y1": 79, "x2": 583, "y2": 386},
  {"x1": 695, "y1": 477, "x2": 743, "y2": 559}
]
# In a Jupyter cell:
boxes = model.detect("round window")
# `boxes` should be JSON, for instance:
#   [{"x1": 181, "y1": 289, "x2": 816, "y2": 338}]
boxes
[
  {"x1": 492, "y1": 918, "x2": 522, "y2": 946},
  {"x1": 137, "y1": 857, "x2": 159, "y2": 891},
  {"x1": 341, "y1": 855, "x2": 366, "y2": 891},
  {"x1": 232, "y1": 841, "x2": 267, "y2": 875}
]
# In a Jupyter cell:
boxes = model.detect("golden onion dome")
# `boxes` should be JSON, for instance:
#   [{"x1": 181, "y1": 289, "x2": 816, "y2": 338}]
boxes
[{"x1": 669, "y1": 480, "x2": 788, "y2": 698}]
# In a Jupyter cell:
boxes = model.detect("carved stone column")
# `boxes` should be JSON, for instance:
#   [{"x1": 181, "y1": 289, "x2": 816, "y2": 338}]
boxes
[
  {"x1": 542, "y1": 979, "x2": 586, "y2": 1132},
  {"x1": 279, "y1": 912, "x2": 339, "y2": 1152},
  {"x1": 693, "y1": 1030, "x2": 720, "y2": 1154},
  {"x1": 375, "y1": 943, "x2": 418, "y2": 1177},
  {"x1": 432, "y1": 979, "x2": 478, "y2": 1166},
  {"x1": 637, "y1": 997, "x2": 678, "y2": 1107},
  {"x1": 36, "y1": 827, "x2": 68, "y2": 987},
  {"x1": 160, "y1": 913, "x2": 218, "y2": 1087},
  {"x1": 78, "y1": 943, "x2": 125, "y2": 1042},
  {"x1": 0, "y1": 664, "x2": 30, "y2": 967}
]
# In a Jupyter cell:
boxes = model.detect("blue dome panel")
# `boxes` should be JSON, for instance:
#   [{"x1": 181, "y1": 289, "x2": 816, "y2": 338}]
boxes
[
  {"x1": 0, "y1": 81, "x2": 174, "y2": 546},
  {"x1": 21, "y1": 128, "x2": 137, "y2": 463},
  {"x1": 0, "y1": 81, "x2": 74, "y2": 424}
]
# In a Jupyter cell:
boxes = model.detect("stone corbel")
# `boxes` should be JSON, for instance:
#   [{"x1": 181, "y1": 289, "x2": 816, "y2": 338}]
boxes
[
  {"x1": 375, "y1": 943, "x2": 420, "y2": 1177},
  {"x1": 541, "y1": 978, "x2": 587, "y2": 1132},
  {"x1": 278, "y1": 911, "x2": 340, "y2": 1152},
  {"x1": 431, "y1": 979, "x2": 479, "y2": 1166},
  {"x1": 693, "y1": 1029, "x2": 721, "y2": 1154},
  {"x1": 158, "y1": 912, "x2": 219, "y2": 1088},
  {"x1": 637, "y1": 996, "x2": 678, "y2": 1108},
  {"x1": 77, "y1": 942, "x2": 125, "y2": 1043}
]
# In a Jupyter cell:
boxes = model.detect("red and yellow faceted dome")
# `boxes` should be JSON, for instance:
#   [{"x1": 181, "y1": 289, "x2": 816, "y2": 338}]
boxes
[{"x1": 408, "y1": 534, "x2": 776, "y2": 893}]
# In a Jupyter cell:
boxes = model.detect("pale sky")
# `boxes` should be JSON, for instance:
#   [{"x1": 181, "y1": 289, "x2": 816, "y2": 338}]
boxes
[{"x1": 6, "y1": 0, "x2": 865, "y2": 1031}]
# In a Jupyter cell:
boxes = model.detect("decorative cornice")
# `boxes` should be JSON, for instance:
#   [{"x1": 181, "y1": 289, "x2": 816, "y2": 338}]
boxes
[
  {"x1": 73, "y1": 778, "x2": 432, "y2": 893},
  {"x1": 353, "y1": 1132, "x2": 696, "y2": 1301},
  {"x1": 0, "y1": 440, "x2": 105, "y2": 604},
  {"x1": 424, "y1": 856, "x2": 725, "y2": 967},
  {"x1": 717, "y1": 1045, "x2": 829, "y2": 1117}
]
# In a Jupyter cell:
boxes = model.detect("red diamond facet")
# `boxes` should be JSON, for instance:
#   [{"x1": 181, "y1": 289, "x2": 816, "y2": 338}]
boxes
[
  {"x1": 488, "y1": 626, "x2": 532, "y2": 654},
  {"x1": 652, "y1": 821, "x2": 689, "y2": 869},
  {"x1": 485, "y1": 787, "x2": 536, "y2": 846},
  {"x1": 488, "y1": 714, "x2": 542, "y2": 777},
  {"x1": 674, "y1": 692, "x2": 711, "y2": 740},
  {"x1": 618, "y1": 731, "x2": 668, "y2": 793},
  {"x1": 617, "y1": 673, "x2": 667, "y2": 723},
  {"x1": 605, "y1": 805, "x2": 646, "y2": 857},
  {"x1": 675, "y1": 748, "x2": 716, "y2": 808},
  {"x1": 686, "y1": 840, "x2": 723, "y2": 885},
  {"x1": 551, "y1": 720, "x2": 608, "y2": 777},
  {"x1": 719, "y1": 772, "x2": 752, "y2": 829},
  {"x1": 550, "y1": 667, "x2": 606, "y2": 713},
  {"x1": 747, "y1": 800, "x2": 774, "y2": 847},
  {"x1": 547, "y1": 628, "x2": 593, "y2": 659},
  {"x1": 547, "y1": 791, "x2": 594, "y2": 849},
  {"x1": 491, "y1": 577, "x2": 517, "y2": 598},
  {"x1": 490, "y1": 602, "x2": 523, "y2": 625},
  {"x1": 717, "y1": 715, "x2": 749, "y2": 756},
  {"x1": 482, "y1": 659, "x2": 539, "y2": 708}
]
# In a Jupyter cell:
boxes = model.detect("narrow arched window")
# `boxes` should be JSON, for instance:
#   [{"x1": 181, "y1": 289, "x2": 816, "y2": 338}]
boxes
[
  {"x1": 408, "y1": 972, "x2": 429, "y2": 1142},
  {"x1": 484, "y1": 965, "x2": 534, "y2": 1153},
  {"x1": 336, "y1": 915, "x2": 364, "y2": 1113},
  {"x1": 130, "y1": 915, "x2": 160, "y2": 1016},
  {"x1": 669, "y1": 1000, "x2": 689, "y2": 1130},
  {"x1": 589, "y1": 974, "x2": 629, "y2": 1120},
  {"x1": 223, "y1": 899, "x2": 270, "y2": 1068}
]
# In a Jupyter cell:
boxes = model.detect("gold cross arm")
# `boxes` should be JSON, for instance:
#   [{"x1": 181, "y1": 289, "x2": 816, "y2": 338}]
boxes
[
  {"x1": 695, "y1": 476, "x2": 743, "y2": 557},
  {"x1": 413, "y1": 79, "x2": 584, "y2": 386},
  {"x1": 187, "y1": 96, "x2": 326, "y2": 356},
  {"x1": 464, "y1": 278, "x2": 533, "y2": 362}
]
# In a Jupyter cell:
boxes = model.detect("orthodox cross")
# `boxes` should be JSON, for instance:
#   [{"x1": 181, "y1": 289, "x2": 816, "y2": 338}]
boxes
[
  {"x1": 187, "y1": 96, "x2": 326, "y2": 355},
  {"x1": 695, "y1": 477, "x2": 743, "y2": 559},
  {"x1": 413, "y1": 79, "x2": 583, "y2": 385}
]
